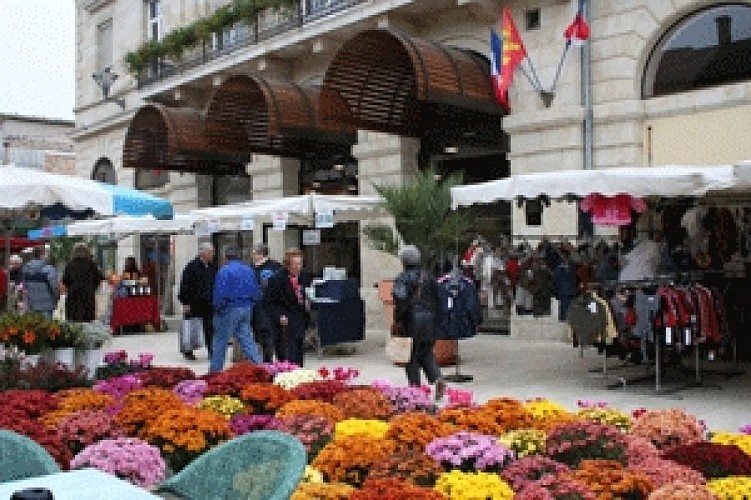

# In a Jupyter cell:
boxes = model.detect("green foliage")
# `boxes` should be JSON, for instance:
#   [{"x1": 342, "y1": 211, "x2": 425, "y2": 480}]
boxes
[
  {"x1": 124, "y1": 0, "x2": 299, "y2": 75},
  {"x1": 364, "y1": 168, "x2": 473, "y2": 269}
]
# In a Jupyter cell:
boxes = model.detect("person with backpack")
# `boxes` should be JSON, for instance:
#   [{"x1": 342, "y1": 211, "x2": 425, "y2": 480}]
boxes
[{"x1": 392, "y1": 245, "x2": 447, "y2": 400}]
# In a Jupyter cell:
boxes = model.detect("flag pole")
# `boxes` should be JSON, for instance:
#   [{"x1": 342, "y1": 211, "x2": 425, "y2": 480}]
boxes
[
  {"x1": 524, "y1": 58, "x2": 544, "y2": 93},
  {"x1": 518, "y1": 64, "x2": 541, "y2": 93},
  {"x1": 550, "y1": 42, "x2": 572, "y2": 94}
]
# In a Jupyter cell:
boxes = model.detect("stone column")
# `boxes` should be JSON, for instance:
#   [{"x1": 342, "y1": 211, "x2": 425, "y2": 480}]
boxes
[
  {"x1": 353, "y1": 130, "x2": 420, "y2": 331},
  {"x1": 247, "y1": 154, "x2": 301, "y2": 261}
]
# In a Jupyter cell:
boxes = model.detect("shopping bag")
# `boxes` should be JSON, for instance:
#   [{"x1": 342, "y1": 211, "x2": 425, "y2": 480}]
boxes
[
  {"x1": 179, "y1": 317, "x2": 205, "y2": 352},
  {"x1": 53, "y1": 294, "x2": 66, "y2": 321},
  {"x1": 385, "y1": 335, "x2": 412, "y2": 364}
]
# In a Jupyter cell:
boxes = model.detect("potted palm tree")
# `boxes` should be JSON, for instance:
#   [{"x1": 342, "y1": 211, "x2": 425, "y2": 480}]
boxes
[{"x1": 363, "y1": 168, "x2": 473, "y2": 366}]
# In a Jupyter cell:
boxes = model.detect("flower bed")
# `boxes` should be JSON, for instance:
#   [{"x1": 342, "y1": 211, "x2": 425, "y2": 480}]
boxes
[{"x1": 1, "y1": 356, "x2": 749, "y2": 497}]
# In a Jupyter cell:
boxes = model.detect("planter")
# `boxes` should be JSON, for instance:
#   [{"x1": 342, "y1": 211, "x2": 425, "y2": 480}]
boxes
[
  {"x1": 52, "y1": 347, "x2": 76, "y2": 368},
  {"x1": 76, "y1": 347, "x2": 103, "y2": 379}
]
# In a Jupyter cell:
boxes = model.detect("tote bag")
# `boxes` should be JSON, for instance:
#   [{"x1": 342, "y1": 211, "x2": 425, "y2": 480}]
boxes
[
  {"x1": 385, "y1": 335, "x2": 412, "y2": 364},
  {"x1": 179, "y1": 317, "x2": 205, "y2": 353}
]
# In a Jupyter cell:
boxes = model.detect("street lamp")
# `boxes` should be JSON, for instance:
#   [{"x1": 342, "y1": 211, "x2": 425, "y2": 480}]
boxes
[{"x1": 92, "y1": 67, "x2": 126, "y2": 109}]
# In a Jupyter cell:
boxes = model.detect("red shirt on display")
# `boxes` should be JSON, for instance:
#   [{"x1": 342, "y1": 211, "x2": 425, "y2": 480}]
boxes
[{"x1": 580, "y1": 194, "x2": 647, "y2": 226}]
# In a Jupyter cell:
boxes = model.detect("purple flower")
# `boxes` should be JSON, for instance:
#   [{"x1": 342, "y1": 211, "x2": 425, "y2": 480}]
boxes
[
  {"x1": 70, "y1": 438, "x2": 166, "y2": 488},
  {"x1": 425, "y1": 431, "x2": 515, "y2": 472},
  {"x1": 261, "y1": 361, "x2": 300, "y2": 377},
  {"x1": 94, "y1": 375, "x2": 142, "y2": 401},
  {"x1": 173, "y1": 379, "x2": 208, "y2": 405},
  {"x1": 740, "y1": 424, "x2": 751, "y2": 435},
  {"x1": 229, "y1": 414, "x2": 283, "y2": 435}
]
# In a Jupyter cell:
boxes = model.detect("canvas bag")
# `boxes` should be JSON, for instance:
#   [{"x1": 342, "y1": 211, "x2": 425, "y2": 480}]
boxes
[
  {"x1": 179, "y1": 317, "x2": 205, "y2": 352},
  {"x1": 385, "y1": 335, "x2": 412, "y2": 364}
]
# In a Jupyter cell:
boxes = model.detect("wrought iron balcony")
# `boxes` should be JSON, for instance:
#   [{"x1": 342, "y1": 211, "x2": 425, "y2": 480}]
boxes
[{"x1": 136, "y1": 0, "x2": 367, "y2": 89}]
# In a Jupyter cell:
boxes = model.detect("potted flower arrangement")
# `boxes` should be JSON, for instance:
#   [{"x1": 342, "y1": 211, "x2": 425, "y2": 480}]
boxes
[
  {"x1": 229, "y1": 414, "x2": 282, "y2": 436},
  {"x1": 239, "y1": 382, "x2": 294, "y2": 414},
  {"x1": 70, "y1": 437, "x2": 166, "y2": 488},
  {"x1": 706, "y1": 476, "x2": 751, "y2": 499},
  {"x1": 367, "y1": 450, "x2": 444, "y2": 487},
  {"x1": 662, "y1": 441, "x2": 751, "y2": 478},
  {"x1": 351, "y1": 478, "x2": 446, "y2": 499},
  {"x1": 0, "y1": 312, "x2": 54, "y2": 362},
  {"x1": 334, "y1": 418, "x2": 390, "y2": 441},
  {"x1": 74, "y1": 321, "x2": 112, "y2": 378},
  {"x1": 425, "y1": 431, "x2": 515, "y2": 473},
  {"x1": 49, "y1": 321, "x2": 84, "y2": 369},
  {"x1": 515, "y1": 475, "x2": 595, "y2": 500},
  {"x1": 311, "y1": 434, "x2": 396, "y2": 487},
  {"x1": 386, "y1": 412, "x2": 457, "y2": 453},
  {"x1": 277, "y1": 414, "x2": 334, "y2": 459},
  {"x1": 434, "y1": 470, "x2": 515, "y2": 499},
  {"x1": 650, "y1": 481, "x2": 716, "y2": 500},
  {"x1": 291, "y1": 482, "x2": 355, "y2": 500},
  {"x1": 196, "y1": 394, "x2": 246, "y2": 419},
  {"x1": 332, "y1": 388, "x2": 394, "y2": 420},
  {"x1": 56, "y1": 409, "x2": 126, "y2": 455},
  {"x1": 172, "y1": 379, "x2": 208, "y2": 405},
  {"x1": 500, "y1": 455, "x2": 571, "y2": 492},
  {"x1": 545, "y1": 421, "x2": 627, "y2": 467}
]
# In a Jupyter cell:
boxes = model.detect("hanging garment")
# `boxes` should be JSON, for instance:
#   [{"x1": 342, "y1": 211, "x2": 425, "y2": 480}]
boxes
[
  {"x1": 553, "y1": 262, "x2": 578, "y2": 322},
  {"x1": 436, "y1": 273, "x2": 482, "y2": 339},
  {"x1": 619, "y1": 240, "x2": 660, "y2": 282},
  {"x1": 634, "y1": 289, "x2": 660, "y2": 343},
  {"x1": 593, "y1": 293, "x2": 618, "y2": 342},
  {"x1": 568, "y1": 294, "x2": 608, "y2": 346},
  {"x1": 580, "y1": 194, "x2": 647, "y2": 226}
]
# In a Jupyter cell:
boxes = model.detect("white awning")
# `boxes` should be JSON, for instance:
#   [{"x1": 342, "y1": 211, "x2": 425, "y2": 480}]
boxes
[
  {"x1": 67, "y1": 214, "x2": 194, "y2": 236},
  {"x1": 450, "y1": 163, "x2": 751, "y2": 209}
]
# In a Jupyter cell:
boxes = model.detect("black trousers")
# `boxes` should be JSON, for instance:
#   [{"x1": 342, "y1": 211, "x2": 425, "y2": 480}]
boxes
[
  {"x1": 406, "y1": 338, "x2": 441, "y2": 386},
  {"x1": 274, "y1": 325, "x2": 304, "y2": 367},
  {"x1": 253, "y1": 306, "x2": 275, "y2": 363}
]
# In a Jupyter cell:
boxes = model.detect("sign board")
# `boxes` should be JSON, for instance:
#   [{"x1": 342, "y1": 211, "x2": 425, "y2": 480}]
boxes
[
  {"x1": 272, "y1": 212, "x2": 288, "y2": 231},
  {"x1": 241, "y1": 217, "x2": 254, "y2": 231},
  {"x1": 207, "y1": 219, "x2": 220, "y2": 233},
  {"x1": 302, "y1": 229, "x2": 321, "y2": 246},
  {"x1": 193, "y1": 221, "x2": 210, "y2": 237},
  {"x1": 315, "y1": 210, "x2": 335, "y2": 229}
]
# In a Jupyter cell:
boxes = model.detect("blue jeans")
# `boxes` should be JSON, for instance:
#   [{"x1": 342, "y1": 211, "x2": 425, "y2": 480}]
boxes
[{"x1": 210, "y1": 306, "x2": 261, "y2": 373}]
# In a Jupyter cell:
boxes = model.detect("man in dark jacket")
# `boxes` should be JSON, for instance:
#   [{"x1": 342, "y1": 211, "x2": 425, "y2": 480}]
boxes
[
  {"x1": 392, "y1": 245, "x2": 446, "y2": 400},
  {"x1": 251, "y1": 244, "x2": 282, "y2": 363},
  {"x1": 210, "y1": 245, "x2": 262, "y2": 373},
  {"x1": 62, "y1": 243, "x2": 105, "y2": 321},
  {"x1": 178, "y1": 243, "x2": 217, "y2": 360},
  {"x1": 265, "y1": 249, "x2": 310, "y2": 366}
]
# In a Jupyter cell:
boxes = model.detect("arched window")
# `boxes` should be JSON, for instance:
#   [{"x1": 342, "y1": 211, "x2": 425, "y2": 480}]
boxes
[
  {"x1": 92, "y1": 157, "x2": 116, "y2": 184},
  {"x1": 643, "y1": 3, "x2": 751, "y2": 98}
]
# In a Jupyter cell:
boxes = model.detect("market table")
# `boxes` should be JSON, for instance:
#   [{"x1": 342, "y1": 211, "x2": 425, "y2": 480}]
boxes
[
  {"x1": 0, "y1": 468, "x2": 161, "y2": 499},
  {"x1": 110, "y1": 295, "x2": 160, "y2": 334}
]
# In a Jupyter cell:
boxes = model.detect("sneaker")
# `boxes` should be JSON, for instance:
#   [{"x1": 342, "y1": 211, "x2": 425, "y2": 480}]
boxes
[
  {"x1": 183, "y1": 352, "x2": 197, "y2": 361},
  {"x1": 434, "y1": 378, "x2": 447, "y2": 401}
]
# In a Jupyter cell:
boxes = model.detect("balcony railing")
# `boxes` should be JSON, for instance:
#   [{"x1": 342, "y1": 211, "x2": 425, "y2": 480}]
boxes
[{"x1": 137, "y1": 0, "x2": 367, "y2": 89}]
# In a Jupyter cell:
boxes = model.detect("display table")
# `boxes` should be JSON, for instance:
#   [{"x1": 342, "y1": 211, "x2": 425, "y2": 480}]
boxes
[
  {"x1": 0, "y1": 468, "x2": 160, "y2": 499},
  {"x1": 110, "y1": 295, "x2": 160, "y2": 334},
  {"x1": 311, "y1": 279, "x2": 365, "y2": 351}
]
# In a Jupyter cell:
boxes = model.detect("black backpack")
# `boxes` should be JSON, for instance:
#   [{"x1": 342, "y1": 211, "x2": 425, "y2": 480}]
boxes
[{"x1": 393, "y1": 269, "x2": 436, "y2": 340}]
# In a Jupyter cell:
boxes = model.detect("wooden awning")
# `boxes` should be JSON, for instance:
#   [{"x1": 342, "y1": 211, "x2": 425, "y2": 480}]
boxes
[
  {"x1": 320, "y1": 28, "x2": 505, "y2": 138},
  {"x1": 205, "y1": 74, "x2": 355, "y2": 158},
  {"x1": 122, "y1": 104, "x2": 248, "y2": 174}
]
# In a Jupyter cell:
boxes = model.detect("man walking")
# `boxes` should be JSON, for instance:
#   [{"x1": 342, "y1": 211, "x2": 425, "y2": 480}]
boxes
[
  {"x1": 22, "y1": 246, "x2": 59, "y2": 319},
  {"x1": 178, "y1": 242, "x2": 217, "y2": 360},
  {"x1": 210, "y1": 245, "x2": 263, "y2": 373},
  {"x1": 251, "y1": 244, "x2": 282, "y2": 362}
]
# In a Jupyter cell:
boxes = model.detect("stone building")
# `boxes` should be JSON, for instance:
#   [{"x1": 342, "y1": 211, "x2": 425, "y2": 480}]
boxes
[
  {"x1": 73, "y1": 0, "x2": 751, "y2": 329},
  {"x1": 1, "y1": 114, "x2": 75, "y2": 174}
]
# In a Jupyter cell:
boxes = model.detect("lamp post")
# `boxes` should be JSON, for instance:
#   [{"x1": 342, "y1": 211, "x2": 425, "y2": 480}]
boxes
[{"x1": 92, "y1": 67, "x2": 126, "y2": 109}]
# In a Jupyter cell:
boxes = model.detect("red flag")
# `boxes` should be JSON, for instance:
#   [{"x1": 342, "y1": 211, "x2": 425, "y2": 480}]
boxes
[
  {"x1": 495, "y1": 8, "x2": 528, "y2": 110},
  {"x1": 564, "y1": 0, "x2": 590, "y2": 45}
]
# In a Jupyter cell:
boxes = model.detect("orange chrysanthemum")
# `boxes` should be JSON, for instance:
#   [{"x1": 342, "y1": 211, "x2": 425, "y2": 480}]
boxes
[
  {"x1": 312, "y1": 435, "x2": 396, "y2": 487},
  {"x1": 114, "y1": 387, "x2": 184, "y2": 437},
  {"x1": 276, "y1": 399, "x2": 345, "y2": 423},
  {"x1": 386, "y1": 412, "x2": 457, "y2": 452},
  {"x1": 239, "y1": 383, "x2": 294, "y2": 414}
]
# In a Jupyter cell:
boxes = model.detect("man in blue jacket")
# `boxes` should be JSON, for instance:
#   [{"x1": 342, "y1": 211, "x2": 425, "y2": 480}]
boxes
[{"x1": 210, "y1": 246, "x2": 262, "y2": 373}]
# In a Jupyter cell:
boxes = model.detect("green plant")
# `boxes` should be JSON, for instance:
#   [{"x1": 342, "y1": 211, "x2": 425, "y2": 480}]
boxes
[
  {"x1": 363, "y1": 168, "x2": 473, "y2": 271},
  {"x1": 124, "y1": 51, "x2": 146, "y2": 74},
  {"x1": 48, "y1": 237, "x2": 88, "y2": 270},
  {"x1": 162, "y1": 26, "x2": 198, "y2": 60}
]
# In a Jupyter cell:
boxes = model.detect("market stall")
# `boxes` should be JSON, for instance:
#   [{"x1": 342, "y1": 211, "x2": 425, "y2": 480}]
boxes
[
  {"x1": 449, "y1": 161, "x2": 751, "y2": 391},
  {"x1": 190, "y1": 194, "x2": 386, "y2": 349}
]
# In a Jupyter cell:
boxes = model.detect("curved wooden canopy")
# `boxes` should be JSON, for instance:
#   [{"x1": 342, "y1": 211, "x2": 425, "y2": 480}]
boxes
[
  {"x1": 122, "y1": 103, "x2": 248, "y2": 174},
  {"x1": 205, "y1": 74, "x2": 355, "y2": 158},
  {"x1": 320, "y1": 28, "x2": 504, "y2": 137}
]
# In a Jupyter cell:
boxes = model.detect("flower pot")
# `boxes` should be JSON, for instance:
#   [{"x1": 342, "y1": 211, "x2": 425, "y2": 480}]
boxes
[
  {"x1": 53, "y1": 347, "x2": 76, "y2": 368},
  {"x1": 76, "y1": 347, "x2": 103, "y2": 379}
]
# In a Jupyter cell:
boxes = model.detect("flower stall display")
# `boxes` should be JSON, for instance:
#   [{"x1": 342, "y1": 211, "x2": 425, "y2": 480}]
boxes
[
  {"x1": 317, "y1": 366, "x2": 360, "y2": 383},
  {"x1": 334, "y1": 418, "x2": 390, "y2": 441},
  {"x1": 277, "y1": 414, "x2": 335, "y2": 459},
  {"x1": 239, "y1": 382, "x2": 294, "y2": 414},
  {"x1": 627, "y1": 456, "x2": 706, "y2": 488},
  {"x1": 499, "y1": 429, "x2": 547, "y2": 458},
  {"x1": 96, "y1": 350, "x2": 153, "y2": 379},
  {"x1": 351, "y1": 478, "x2": 446, "y2": 499},
  {"x1": 292, "y1": 379, "x2": 349, "y2": 403},
  {"x1": 545, "y1": 421, "x2": 627, "y2": 467},
  {"x1": 565, "y1": 459, "x2": 653, "y2": 498},
  {"x1": 479, "y1": 398, "x2": 536, "y2": 432},
  {"x1": 438, "y1": 407, "x2": 508, "y2": 436},
  {"x1": 648, "y1": 481, "x2": 717, "y2": 500},
  {"x1": 0, "y1": 312, "x2": 58, "y2": 355},
  {"x1": 576, "y1": 405, "x2": 632, "y2": 433},
  {"x1": 311, "y1": 435, "x2": 396, "y2": 487},
  {"x1": 386, "y1": 412, "x2": 457, "y2": 453},
  {"x1": 630, "y1": 408, "x2": 705, "y2": 451},
  {"x1": 711, "y1": 431, "x2": 751, "y2": 456},
  {"x1": 229, "y1": 414, "x2": 283, "y2": 436},
  {"x1": 515, "y1": 475, "x2": 595, "y2": 500},
  {"x1": 0, "y1": 389, "x2": 59, "y2": 418},
  {"x1": 274, "y1": 368, "x2": 324, "y2": 390},
  {"x1": 276, "y1": 399, "x2": 345, "y2": 423},
  {"x1": 56, "y1": 409, "x2": 126, "y2": 455},
  {"x1": 113, "y1": 387, "x2": 184, "y2": 437},
  {"x1": 524, "y1": 398, "x2": 573, "y2": 430},
  {"x1": 624, "y1": 434, "x2": 661, "y2": 466},
  {"x1": 41, "y1": 389, "x2": 116, "y2": 428},
  {"x1": 500, "y1": 455, "x2": 571, "y2": 492},
  {"x1": 202, "y1": 362, "x2": 271, "y2": 397},
  {"x1": 425, "y1": 431, "x2": 515, "y2": 473},
  {"x1": 367, "y1": 450, "x2": 444, "y2": 487},
  {"x1": 706, "y1": 475, "x2": 751, "y2": 499},
  {"x1": 173, "y1": 379, "x2": 208, "y2": 405},
  {"x1": 137, "y1": 366, "x2": 195, "y2": 388},
  {"x1": 143, "y1": 407, "x2": 231, "y2": 472},
  {"x1": 662, "y1": 441, "x2": 751, "y2": 478},
  {"x1": 434, "y1": 470, "x2": 515, "y2": 499},
  {"x1": 93, "y1": 374, "x2": 143, "y2": 401},
  {"x1": 371, "y1": 380, "x2": 437, "y2": 414},
  {"x1": 332, "y1": 388, "x2": 394, "y2": 420},
  {"x1": 70, "y1": 437, "x2": 166, "y2": 488},
  {"x1": 261, "y1": 360, "x2": 300, "y2": 377},
  {"x1": 291, "y1": 482, "x2": 355, "y2": 499},
  {"x1": 0, "y1": 410, "x2": 72, "y2": 469},
  {"x1": 196, "y1": 395, "x2": 245, "y2": 419}
]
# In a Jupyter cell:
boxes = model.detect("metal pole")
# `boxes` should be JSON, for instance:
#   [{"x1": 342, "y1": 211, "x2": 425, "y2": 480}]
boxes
[
  {"x1": 4, "y1": 221, "x2": 11, "y2": 311},
  {"x1": 582, "y1": 0, "x2": 593, "y2": 170}
]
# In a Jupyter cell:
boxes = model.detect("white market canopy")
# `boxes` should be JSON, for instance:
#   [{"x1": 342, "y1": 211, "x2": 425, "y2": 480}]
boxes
[
  {"x1": 67, "y1": 214, "x2": 195, "y2": 237},
  {"x1": 189, "y1": 193, "x2": 386, "y2": 229},
  {"x1": 450, "y1": 163, "x2": 751, "y2": 209}
]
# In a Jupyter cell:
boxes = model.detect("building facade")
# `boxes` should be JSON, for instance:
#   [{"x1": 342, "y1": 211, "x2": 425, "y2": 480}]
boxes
[
  {"x1": 1, "y1": 114, "x2": 75, "y2": 174},
  {"x1": 73, "y1": 0, "x2": 751, "y2": 329}
]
